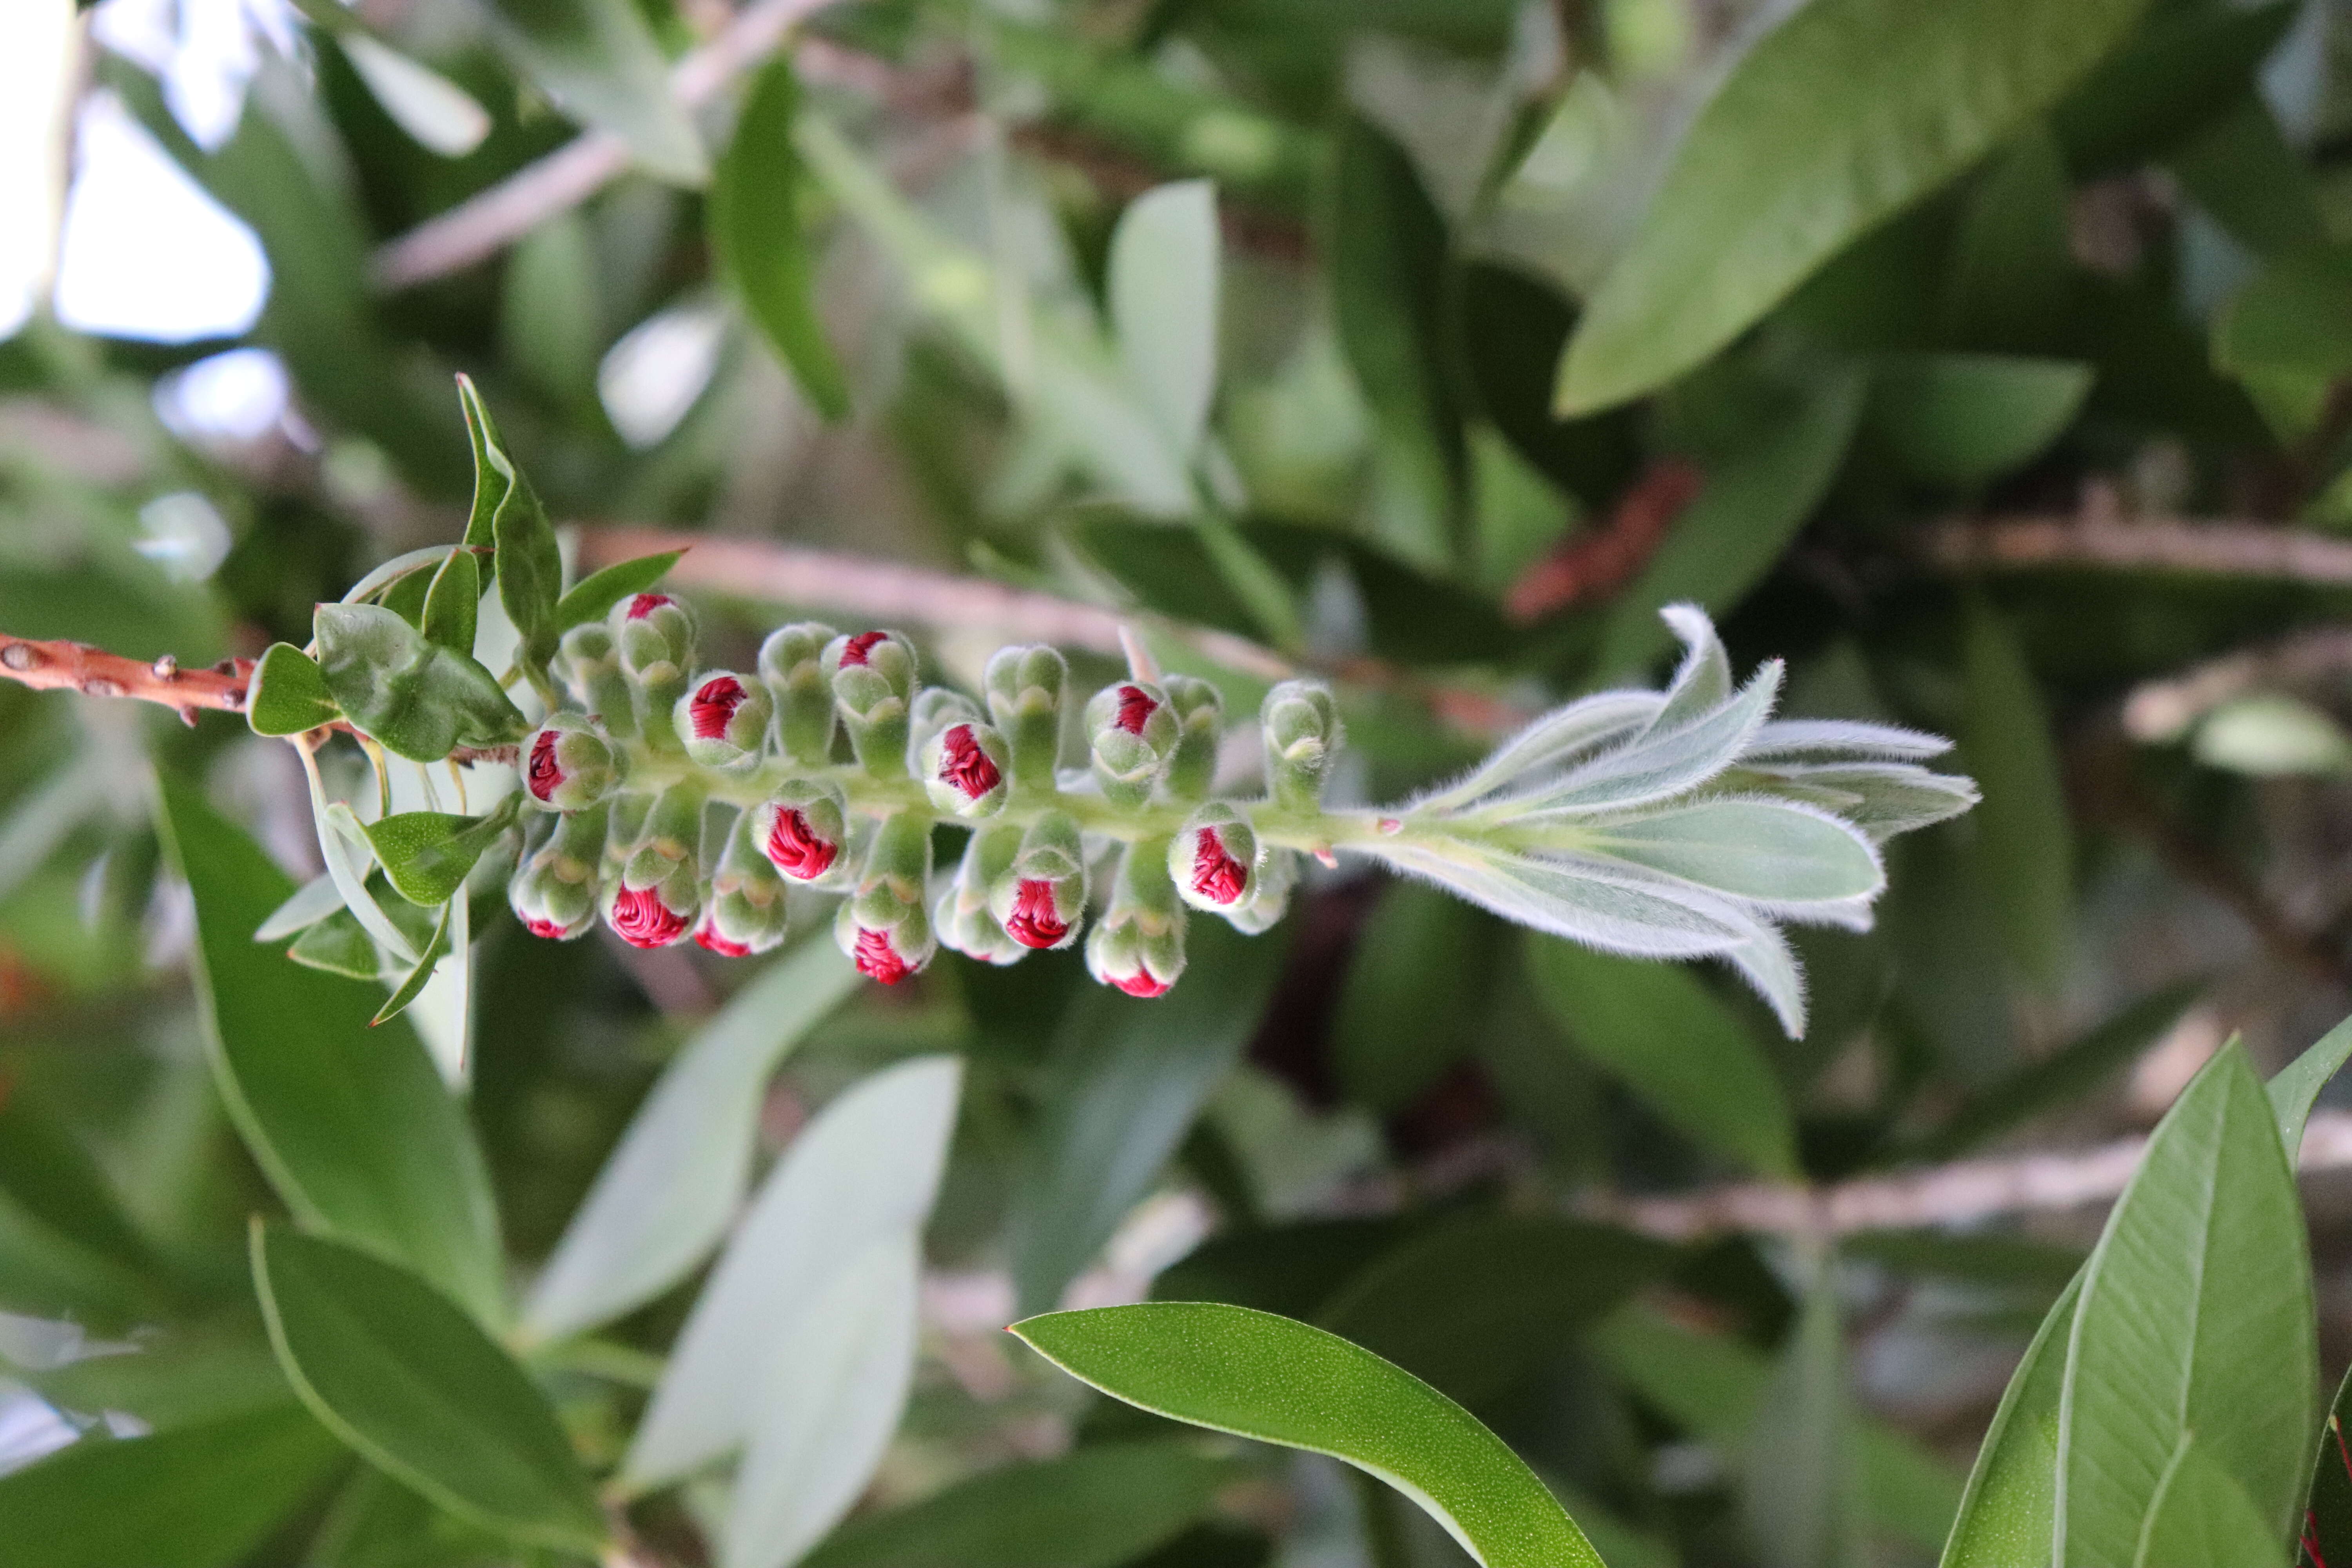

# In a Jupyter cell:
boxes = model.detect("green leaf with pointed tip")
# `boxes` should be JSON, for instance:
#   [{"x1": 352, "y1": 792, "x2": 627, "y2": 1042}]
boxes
[
  {"x1": 1864, "y1": 354, "x2": 2092, "y2": 485},
  {"x1": 484, "y1": 0, "x2": 705, "y2": 185},
  {"x1": 1937, "y1": 1274, "x2": 2077, "y2": 1567},
  {"x1": 287, "y1": 905, "x2": 384, "y2": 981},
  {"x1": 313, "y1": 603, "x2": 529, "y2": 761},
  {"x1": 1526, "y1": 936, "x2": 1798, "y2": 1179},
  {"x1": 1553, "y1": 0, "x2": 2149, "y2": 413},
  {"x1": 251, "y1": 1224, "x2": 605, "y2": 1557},
  {"x1": 362, "y1": 796, "x2": 523, "y2": 907},
  {"x1": 2056, "y1": 1042, "x2": 2315, "y2": 1563},
  {"x1": 550, "y1": 549, "x2": 686, "y2": 635},
  {"x1": 1962, "y1": 598, "x2": 2073, "y2": 989},
  {"x1": 0, "y1": 1080, "x2": 161, "y2": 1283},
  {"x1": 492, "y1": 467, "x2": 563, "y2": 671},
  {"x1": 0, "y1": 1404, "x2": 342, "y2": 1568},
  {"x1": 248, "y1": 643, "x2": 339, "y2": 737},
  {"x1": 2136, "y1": 1437, "x2": 2290, "y2": 1568},
  {"x1": 715, "y1": 60, "x2": 849, "y2": 419},
  {"x1": 2270, "y1": 1011, "x2": 2352, "y2": 1158},
  {"x1": 2297, "y1": 1367, "x2": 2352, "y2": 1568},
  {"x1": 1012, "y1": 1301, "x2": 1606, "y2": 1568},
  {"x1": 373, "y1": 898, "x2": 453, "y2": 1027},
  {"x1": 155, "y1": 779, "x2": 504, "y2": 1325},
  {"x1": 421, "y1": 547, "x2": 479, "y2": 655},
  {"x1": 455, "y1": 375, "x2": 512, "y2": 555}
]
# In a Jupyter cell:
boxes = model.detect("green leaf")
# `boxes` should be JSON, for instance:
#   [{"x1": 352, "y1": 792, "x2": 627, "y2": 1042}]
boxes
[
  {"x1": 1010, "y1": 918, "x2": 1286, "y2": 1315},
  {"x1": 2215, "y1": 245, "x2": 2352, "y2": 435},
  {"x1": 313, "y1": 603, "x2": 530, "y2": 761},
  {"x1": 1915, "y1": 982, "x2": 2201, "y2": 1160},
  {"x1": 1742, "y1": 1255, "x2": 1864, "y2": 1568},
  {"x1": 2134, "y1": 1438, "x2": 2290, "y2": 1568},
  {"x1": 550, "y1": 548, "x2": 686, "y2": 635},
  {"x1": 483, "y1": 0, "x2": 705, "y2": 185},
  {"x1": 2296, "y1": 1365, "x2": 2352, "y2": 1568},
  {"x1": 1938, "y1": 1274, "x2": 2079, "y2": 1568},
  {"x1": 524, "y1": 938, "x2": 862, "y2": 1342},
  {"x1": 1331, "y1": 882, "x2": 1498, "y2": 1114},
  {"x1": 799, "y1": 1441, "x2": 1237, "y2": 1568},
  {"x1": 1012, "y1": 1302, "x2": 1606, "y2": 1568},
  {"x1": 155, "y1": 779, "x2": 504, "y2": 1325},
  {"x1": 419, "y1": 547, "x2": 479, "y2": 655},
  {"x1": 1554, "y1": 0, "x2": 2149, "y2": 413},
  {"x1": 492, "y1": 466, "x2": 564, "y2": 672},
  {"x1": 248, "y1": 642, "x2": 339, "y2": 737},
  {"x1": 715, "y1": 61, "x2": 849, "y2": 418},
  {"x1": 251, "y1": 1224, "x2": 606, "y2": 1556},
  {"x1": 371, "y1": 897, "x2": 453, "y2": 1028},
  {"x1": 1864, "y1": 354, "x2": 2092, "y2": 485},
  {"x1": 2268, "y1": 1011, "x2": 2352, "y2": 1157},
  {"x1": 1313, "y1": 1215, "x2": 1674, "y2": 1409},
  {"x1": 1961, "y1": 599, "x2": 2073, "y2": 989},
  {"x1": 2056, "y1": 1042, "x2": 2316, "y2": 1562},
  {"x1": 2051, "y1": 0, "x2": 2299, "y2": 174},
  {"x1": 2168, "y1": 99, "x2": 2327, "y2": 264},
  {"x1": 361, "y1": 796, "x2": 523, "y2": 907},
  {"x1": 31, "y1": 1330, "x2": 295, "y2": 1432},
  {"x1": 1586, "y1": 799, "x2": 1884, "y2": 904},
  {"x1": 0, "y1": 1405, "x2": 343, "y2": 1568},
  {"x1": 334, "y1": 31, "x2": 491, "y2": 159},
  {"x1": 1110, "y1": 179, "x2": 1220, "y2": 461},
  {"x1": 1596, "y1": 363, "x2": 1866, "y2": 671},
  {"x1": 256, "y1": 871, "x2": 346, "y2": 942},
  {"x1": 287, "y1": 904, "x2": 386, "y2": 982},
  {"x1": 0, "y1": 1080, "x2": 160, "y2": 1283},
  {"x1": 1526, "y1": 936, "x2": 1799, "y2": 1178},
  {"x1": 1941, "y1": 128, "x2": 2072, "y2": 353},
  {"x1": 456, "y1": 374, "x2": 514, "y2": 554}
]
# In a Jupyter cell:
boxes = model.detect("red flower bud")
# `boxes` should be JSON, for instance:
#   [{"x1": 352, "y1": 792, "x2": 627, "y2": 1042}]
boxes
[
  {"x1": 853, "y1": 926, "x2": 916, "y2": 984},
  {"x1": 523, "y1": 916, "x2": 577, "y2": 940},
  {"x1": 688, "y1": 675, "x2": 749, "y2": 740},
  {"x1": 1005, "y1": 878, "x2": 1069, "y2": 949},
  {"x1": 1112, "y1": 684, "x2": 1159, "y2": 736},
  {"x1": 692, "y1": 914, "x2": 757, "y2": 958},
  {"x1": 839, "y1": 630, "x2": 888, "y2": 666},
  {"x1": 937, "y1": 724, "x2": 1002, "y2": 801},
  {"x1": 1189, "y1": 826, "x2": 1250, "y2": 905},
  {"x1": 527, "y1": 730, "x2": 561, "y2": 801},
  {"x1": 765, "y1": 807, "x2": 839, "y2": 880},
  {"x1": 626, "y1": 593, "x2": 674, "y2": 619},
  {"x1": 1109, "y1": 968, "x2": 1172, "y2": 998},
  {"x1": 610, "y1": 882, "x2": 692, "y2": 948}
]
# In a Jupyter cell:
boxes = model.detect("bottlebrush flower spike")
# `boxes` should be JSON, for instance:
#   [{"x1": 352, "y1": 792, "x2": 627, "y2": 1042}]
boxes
[
  {"x1": 675, "y1": 671, "x2": 772, "y2": 769},
  {"x1": 521, "y1": 714, "x2": 620, "y2": 811}
]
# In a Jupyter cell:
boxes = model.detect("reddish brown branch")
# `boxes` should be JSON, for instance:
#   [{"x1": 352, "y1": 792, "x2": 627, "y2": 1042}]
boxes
[
  {"x1": 1504, "y1": 461, "x2": 1704, "y2": 624},
  {"x1": 1918, "y1": 514, "x2": 2352, "y2": 585},
  {"x1": 0, "y1": 637, "x2": 250, "y2": 726}
]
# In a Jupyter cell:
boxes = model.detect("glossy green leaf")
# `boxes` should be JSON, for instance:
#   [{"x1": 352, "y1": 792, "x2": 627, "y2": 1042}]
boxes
[
  {"x1": 2056, "y1": 1042, "x2": 2315, "y2": 1562},
  {"x1": 256, "y1": 871, "x2": 345, "y2": 942},
  {"x1": 491, "y1": 465, "x2": 563, "y2": 671},
  {"x1": 1110, "y1": 179, "x2": 1220, "y2": 461},
  {"x1": 1938, "y1": 1275, "x2": 2078, "y2": 1568},
  {"x1": 1864, "y1": 354, "x2": 2092, "y2": 485},
  {"x1": 1526, "y1": 936, "x2": 1798, "y2": 1178},
  {"x1": 2134, "y1": 1437, "x2": 2289, "y2": 1568},
  {"x1": 1314, "y1": 1215, "x2": 1674, "y2": 1409},
  {"x1": 370, "y1": 896, "x2": 452, "y2": 1028},
  {"x1": 419, "y1": 546, "x2": 479, "y2": 655},
  {"x1": 1554, "y1": 0, "x2": 2148, "y2": 413},
  {"x1": 312, "y1": 603, "x2": 529, "y2": 761},
  {"x1": 155, "y1": 779, "x2": 503, "y2": 1324},
  {"x1": 361, "y1": 795, "x2": 523, "y2": 907},
  {"x1": 251, "y1": 1224, "x2": 605, "y2": 1556},
  {"x1": 1331, "y1": 882, "x2": 1497, "y2": 1114},
  {"x1": 484, "y1": 0, "x2": 705, "y2": 185},
  {"x1": 550, "y1": 548, "x2": 686, "y2": 634},
  {"x1": 2269, "y1": 1011, "x2": 2352, "y2": 1156},
  {"x1": 1010, "y1": 919, "x2": 1285, "y2": 1315},
  {"x1": 0, "y1": 1405, "x2": 343, "y2": 1568},
  {"x1": 799, "y1": 1441, "x2": 1236, "y2": 1568},
  {"x1": 524, "y1": 938, "x2": 863, "y2": 1341},
  {"x1": 287, "y1": 904, "x2": 386, "y2": 982},
  {"x1": 714, "y1": 60, "x2": 849, "y2": 419},
  {"x1": 1915, "y1": 982, "x2": 2200, "y2": 1160},
  {"x1": 1961, "y1": 599, "x2": 2073, "y2": 989},
  {"x1": 31, "y1": 1331, "x2": 295, "y2": 1432},
  {"x1": 248, "y1": 642, "x2": 339, "y2": 737},
  {"x1": 1013, "y1": 1302, "x2": 1606, "y2": 1568}
]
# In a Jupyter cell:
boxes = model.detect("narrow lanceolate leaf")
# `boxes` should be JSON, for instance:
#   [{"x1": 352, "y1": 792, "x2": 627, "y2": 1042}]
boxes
[
  {"x1": 361, "y1": 795, "x2": 524, "y2": 907},
  {"x1": 714, "y1": 61, "x2": 849, "y2": 419},
  {"x1": 1962, "y1": 599, "x2": 2073, "y2": 989},
  {"x1": 247, "y1": 642, "x2": 338, "y2": 736},
  {"x1": 372, "y1": 896, "x2": 453, "y2": 1027},
  {"x1": 2269, "y1": 1009, "x2": 2352, "y2": 1158},
  {"x1": 456, "y1": 374, "x2": 514, "y2": 554},
  {"x1": 251, "y1": 1225, "x2": 606, "y2": 1557},
  {"x1": 420, "y1": 544, "x2": 480, "y2": 655},
  {"x1": 1109, "y1": 179, "x2": 1220, "y2": 461},
  {"x1": 549, "y1": 548, "x2": 686, "y2": 635},
  {"x1": 492, "y1": 466, "x2": 563, "y2": 668},
  {"x1": 525, "y1": 939, "x2": 862, "y2": 1341},
  {"x1": 1583, "y1": 798, "x2": 1884, "y2": 906},
  {"x1": 1939, "y1": 1276, "x2": 2078, "y2": 1568},
  {"x1": 156, "y1": 779, "x2": 504, "y2": 1326},
  {"x1": 484, "y1": 0, "x2": 705, "y2": 185},
  {"x1": 2056, "y1": 1042, "x2": 2316, "y2": 1563},
  {"x1": 0, "y1": 1404, "x2": 342, "y2": 1568},
  {"x1": 1743, "y1": 1256, "x2": 1864, "y2": 1568},
  {"x1": 797, "y1": 1441, "x2": 1237, "y2": 1568},
  {"x1": 336, "y1": 33, "x2": 492, "y2": 159},
  {"x1": 624, "y1": 1056, "x2": 963, "y2": 1487},
  {"x1": 1014, "y1": 1303, "x2": 1605, "y2": 1568},
  {"x1": 1553, "y1": 0, "x2": 2149, "y2": 412},
  {"x1": 1526, "y1": 936, "x2": 1798, "y2": 1178}
]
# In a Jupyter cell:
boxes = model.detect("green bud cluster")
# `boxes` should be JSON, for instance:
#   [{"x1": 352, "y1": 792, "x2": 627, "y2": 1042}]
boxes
[{"x1": 505, "y1": 589, "x2": 1334, "y2": 993}]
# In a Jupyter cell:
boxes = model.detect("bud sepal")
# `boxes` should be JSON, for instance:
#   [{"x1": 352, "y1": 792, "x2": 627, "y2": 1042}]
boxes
[{"x1": 523, "y1": 713, "x2": 622, "y2": 811}]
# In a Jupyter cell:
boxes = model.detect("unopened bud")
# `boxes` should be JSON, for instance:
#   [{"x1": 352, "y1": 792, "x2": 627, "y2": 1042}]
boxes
[
  {"x1": 522, "y1": 713, "x2": 621, "y2": 811},
  {"x1": 920, "y1": 720, "x2": 1011, "y2": 818},
  {"x1": 675, "y1": 671, "x2": 773, "y2": 769},
  {"x1": 751, "y1": 780, "x2": 849, "y2": 885},
  {"x1": 697, "y1": 810, "x2": 789, "y2": 956},
  {"x1": 509, "y1": 804, "x2": 608, "y2": 940},
  {"x1": 1161, "y1": 675, "x2": 1224, "y2": 802},
  {"x1": 1086, "y1": 681, "x2": 1178, "y2": 808},
  {"x1": 824, "y1": 630, "x2": 916, "y2": 774},
  {"x1": 558, "y1": 623, "x2": 634, "y2": 738},
  {"x1": 1263, "y1": 680, "x2": 1342, "y2": 809},
  {"x1": 836, "y1": 812, "x2": 936, "y2": 984},
  {"x1": 1223, "y1": 846, "x2": 1297, "y2": 935},
  {"x1": 1169, "y1": 804, "x2": 1259, "y2": 913},
  {"x1": 988, "y1": 811, "x2": 1084, "y2": 951},
  {"x1": 601, "y1": 792, "x2": 653, "y2": 884},
  {"x1": 1086, "y1": 837, "x2": 1186, "y2": 997},
  {"x1": 605, "y1": 844, "x2": 699, "y2": 948},
  {"x1": 984, "y1": 644, "x2": 1067, "y2": 791},
  {"x1": 634, "y1": 785, "x2": 705, "y2": 865},
  {"x1": 758, "y1": 622, "x2": 838, "y2": 766},
  {"x1": 935, "y1": 820, "x2": 1025, "y2": 965},
  {"x1": 615, "y1": 593, "x2": 699, "y2": 751}
]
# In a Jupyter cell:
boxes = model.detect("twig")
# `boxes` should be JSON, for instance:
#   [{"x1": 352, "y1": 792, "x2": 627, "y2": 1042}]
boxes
[
  {"x1": 0, "y1": 637, "x2": 247, "y2": 726},
  {"x1": 371, "y1": 0, "x2": 845, "y2": 290},
  {"x1": 1581, "y1": 1107, "x2": 2352, "y2": 1240},
  {"x1": 1504, "y1": 460, "x2": 1704, "y2": 624},
  {"x1": 2121, "y1": 626, "x2": 2352, "y2": 742},
  {"x1": 1918, "y1": 514, "x2": 2352, "y2": 585}
]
